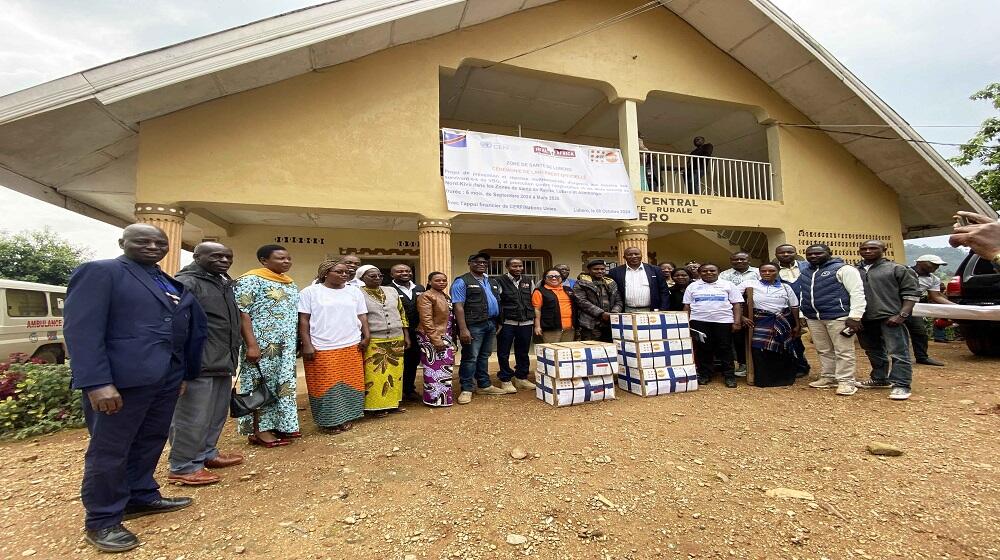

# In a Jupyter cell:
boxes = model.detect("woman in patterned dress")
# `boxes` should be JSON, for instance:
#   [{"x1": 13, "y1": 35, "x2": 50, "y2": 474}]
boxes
[
  {"x1": 298, "y1": 261, "x2": 369, "y2": 432},
  {"x1": 356, "y1": 265, "x2": 409, "y2": 414},
  {"x1": 234, "y1": 244, "x2": 300, "y2": 447},
  {"x1": 415, "y1": 272, "x2": 455, "y2": 407}
]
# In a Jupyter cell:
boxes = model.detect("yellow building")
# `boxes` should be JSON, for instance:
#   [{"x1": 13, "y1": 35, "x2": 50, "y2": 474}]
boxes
[{"x1": 0, "y1": 0, "x2": 991, "y2": 285}]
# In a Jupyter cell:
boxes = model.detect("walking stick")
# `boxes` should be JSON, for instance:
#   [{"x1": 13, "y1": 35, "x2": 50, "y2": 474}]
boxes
[{"x1": 744, "y1": 287, "x2": 754, "y2": 386}]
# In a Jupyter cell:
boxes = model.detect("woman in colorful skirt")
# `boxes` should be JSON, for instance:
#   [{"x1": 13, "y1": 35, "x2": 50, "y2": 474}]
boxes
[
  {"x1": 416, "y1": 272, "x2": 455, "y2": 407},
  {"x1": 234, "y1": 244, "x2": 300, "y2": 448},
  {"x1": 298, "y1": 261, "x2": 369, "y2": 432},
  {"x1": 356, "y1": 265, "x2": 409, "y2": 414},
  {"x1": 738, "y1": 263, "x2": 801, "y2": 387}
]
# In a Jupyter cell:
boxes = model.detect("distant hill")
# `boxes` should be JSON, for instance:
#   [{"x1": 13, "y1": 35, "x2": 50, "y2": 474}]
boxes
[{"x1": 903, "y1": 242, "x2": 969, "y2": 276}]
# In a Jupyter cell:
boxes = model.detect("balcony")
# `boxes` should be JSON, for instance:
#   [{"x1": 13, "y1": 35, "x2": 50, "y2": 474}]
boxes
[{"x1": 639, "y1": 150, "x2": 774, "y2": 200}]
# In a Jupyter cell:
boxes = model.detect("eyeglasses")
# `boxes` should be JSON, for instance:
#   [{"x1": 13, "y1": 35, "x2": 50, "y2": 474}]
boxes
[{"x1": 545, "y1": 274, "x2": 561, "y2": 279}]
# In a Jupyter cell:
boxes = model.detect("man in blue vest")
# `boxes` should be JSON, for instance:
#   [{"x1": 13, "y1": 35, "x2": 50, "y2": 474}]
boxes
[
  {"x1": 65, "y1": 224, "x2": 207, "y2": 553},
  {"x1": 451, "y1": 252, "x2": 507, "y2": 404},
  {"x1": 797, "y1": 244, "x2": 866, "y2": 397}
]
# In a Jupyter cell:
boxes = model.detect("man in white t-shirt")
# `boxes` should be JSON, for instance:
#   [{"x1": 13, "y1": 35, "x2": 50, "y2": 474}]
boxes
[
  {"x1": 682, "y1": 263, "x2": 744, "y2": 388},
  {"x1": 909, "y1": 255, "x2": 954, "y2": 366}
]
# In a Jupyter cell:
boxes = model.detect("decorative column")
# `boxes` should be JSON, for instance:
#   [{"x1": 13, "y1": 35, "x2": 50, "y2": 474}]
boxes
[
  {"x1": 417, "y1": 218, "x2": 453, "y2": 282},
  {"x1": 134, "y1": 203, "x2": 186, "y2": 275},
  {"x1": 616, "y1": 224, "x2": 649, "y2": 265}
]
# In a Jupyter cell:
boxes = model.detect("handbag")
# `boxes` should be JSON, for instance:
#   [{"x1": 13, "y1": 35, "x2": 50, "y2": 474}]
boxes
[{"x1": 229, "y1": 363, "x2": 277, "y2": 418}]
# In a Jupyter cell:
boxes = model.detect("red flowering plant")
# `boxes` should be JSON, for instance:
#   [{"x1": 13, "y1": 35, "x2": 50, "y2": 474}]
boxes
[{"x1": 0, "y1": 353, "x2": 83, "y2": 439}]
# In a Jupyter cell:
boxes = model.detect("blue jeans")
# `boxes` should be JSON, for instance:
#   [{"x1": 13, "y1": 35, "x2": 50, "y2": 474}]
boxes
[
  {"x1": 497, "y1": 324, "x2": 533, "y2": 381},
  {"x1": 458, "y1": 320, "x2": 496, "y2": 392},
  {"x1": 858, "y1": 319, "x2": 913, "y2": 389}
]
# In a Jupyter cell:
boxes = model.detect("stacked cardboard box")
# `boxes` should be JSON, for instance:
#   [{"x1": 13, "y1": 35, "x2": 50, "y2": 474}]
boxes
[
  {"x1": 610, "y1": 311, "x2": 698, "y2": 397},
  {"x1": 534, "y1": 341, "x2": 618, "y2": 407}
]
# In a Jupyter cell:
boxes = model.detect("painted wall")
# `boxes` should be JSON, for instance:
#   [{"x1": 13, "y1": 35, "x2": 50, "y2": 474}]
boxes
[{"x1": 137, "y1": 0, "x2": 905, "y2": 261}]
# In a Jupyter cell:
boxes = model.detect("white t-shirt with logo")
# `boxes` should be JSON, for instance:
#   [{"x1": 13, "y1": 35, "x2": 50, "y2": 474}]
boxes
[
  {"x1": 682, "y1": 279, "x2": 744, "y2": 323},
  {"x1": 298, "y1": 284, "x2": 367, "y2": 350}
]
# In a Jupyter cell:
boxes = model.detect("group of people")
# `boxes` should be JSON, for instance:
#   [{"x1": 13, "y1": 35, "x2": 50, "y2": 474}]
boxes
[{"x1": 63, "y1": 209, "x2": 1000, "y2": 553}]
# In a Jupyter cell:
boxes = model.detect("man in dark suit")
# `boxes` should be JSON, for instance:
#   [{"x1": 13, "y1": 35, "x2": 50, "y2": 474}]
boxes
[
  {"x1": 390, "y1": 263, "x2": 425, "y2": 402},
  {"x1": 609, "y1": 247, "x2": 671, "y2": 312},
  {"x1": 64, "y1": 224, "x2": 207, "y2": 553}
]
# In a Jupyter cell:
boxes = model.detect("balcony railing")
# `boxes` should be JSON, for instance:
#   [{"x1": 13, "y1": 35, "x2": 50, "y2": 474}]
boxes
[{"x1": 639, "y1": 150, "x2": 774, "y2": 200}]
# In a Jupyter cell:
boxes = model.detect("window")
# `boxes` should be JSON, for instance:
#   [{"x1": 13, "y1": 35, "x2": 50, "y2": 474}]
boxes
[
  {"x1": 489, "y1": 257, "x2": 544, "y2": 285},
  {"x1": 5, "y1": 289, "x2": 48, "y2": 317},
  {"x1": 49, "y1": 293, "x2": 65, "y2": 317}
]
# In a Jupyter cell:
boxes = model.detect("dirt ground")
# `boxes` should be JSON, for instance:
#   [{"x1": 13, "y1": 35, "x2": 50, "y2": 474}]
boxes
[{"x1": 1, "y1": 341, "x2": 998, "y2": 560}]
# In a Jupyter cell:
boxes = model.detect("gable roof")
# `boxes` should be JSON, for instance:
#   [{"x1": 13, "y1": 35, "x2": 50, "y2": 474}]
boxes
[{"x1": 0, "y1": 0, "x2": 991, "y2": 235}]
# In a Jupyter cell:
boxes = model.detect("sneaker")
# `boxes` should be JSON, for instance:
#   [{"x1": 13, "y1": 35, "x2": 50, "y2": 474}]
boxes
[
  {"x1": 512, "y1": 378, "x2": 536, "y2": 390},
  {"x1": 734, "y1": 364, "x2": 747, "y2": 378},
  {"x1": 835, "y1": 382, "x2": 857, "y2": 396},
  {"x1": 476, "y1": 385, "x2": 507, "y2": 396},
  {"x1": 808, "y1": 377, "x2": 838, "y2": 389},
  {"x1": 499, "y1": 381, "x2": 517, "y2": 394},
  {"x1": 457, "y1": 391, "x2": 472, "y2": 405},
  {"x1": 889, "y1": 386, "x2": 911, "y2": 400},
  {"x1": 916, "y1": 358, "x2": 945, "y2": 367},
  {"x1": 856, "y1": 379, "x2": 892, "y2": 389}
]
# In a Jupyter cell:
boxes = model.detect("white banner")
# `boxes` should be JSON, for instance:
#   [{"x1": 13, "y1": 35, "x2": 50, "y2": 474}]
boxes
[{"x1": 442, "y1": 129, "x2": 637, "y2": 219}]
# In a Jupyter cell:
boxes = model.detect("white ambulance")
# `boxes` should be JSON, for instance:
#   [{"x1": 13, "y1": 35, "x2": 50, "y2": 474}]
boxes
[{"x1": 0, "y1": 279, "x2": 67, "y2": 363}]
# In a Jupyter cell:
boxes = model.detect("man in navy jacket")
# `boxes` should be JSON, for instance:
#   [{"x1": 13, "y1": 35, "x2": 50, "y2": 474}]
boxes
[
  {"x1": 64, "y1": 224, "x2": 207, "y2": 553},
  {"x1": 609, "y1": 247, "x2": 671, "y2": 312}
]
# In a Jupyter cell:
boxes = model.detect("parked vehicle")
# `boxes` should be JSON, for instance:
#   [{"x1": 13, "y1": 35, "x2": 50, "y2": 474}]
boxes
[
  {"x1": 945, "y1": 253, "x2": 1000, "y2": 356},
  {"x1": 0, "y1": 279, "x2": 67, "y2": 363}
]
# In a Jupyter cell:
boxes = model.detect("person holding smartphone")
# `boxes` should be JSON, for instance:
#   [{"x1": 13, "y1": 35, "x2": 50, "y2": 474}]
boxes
[{"x1": 797, "y1": 244, "x2": 867, "y2": 396}]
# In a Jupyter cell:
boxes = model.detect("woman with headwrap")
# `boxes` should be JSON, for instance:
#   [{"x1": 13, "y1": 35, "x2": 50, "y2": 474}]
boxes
[
  {"x1": 297, "y1": 260, "x2": 369, "y2": 432},
  {"x1": 356, "y1": 264, "x2": 410, "y2": 414}
]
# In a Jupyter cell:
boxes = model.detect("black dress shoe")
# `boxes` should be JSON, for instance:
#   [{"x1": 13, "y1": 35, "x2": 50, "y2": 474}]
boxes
[
  {"x1": 724, "y1": 377, "x2": 738, "y2": 388},
  {"x1": 123, "y1": 497, "x2": 193, "y2": 520},
  {"x1": 85, "y1": 524, "x2": 140, "y2": 553},
  {"x1": 916, "y1": 358, "x2": 945, "y2": 366},
  {"x1": 698, "y1": 376, "x2": 711, "y2": 385}
]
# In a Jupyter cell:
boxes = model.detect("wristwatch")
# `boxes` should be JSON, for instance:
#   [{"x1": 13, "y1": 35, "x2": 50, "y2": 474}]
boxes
[{"x1": 899, "y1": 311, "x2": 911, "y2": 318}]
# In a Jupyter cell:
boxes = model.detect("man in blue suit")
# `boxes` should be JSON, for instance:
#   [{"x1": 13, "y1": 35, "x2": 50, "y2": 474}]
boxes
[
  {"x1": 64, "y1": 224, "x2": 207, "y2": 553},
  {"x1": 609, "y1": 247, "x2": 671, "y2": 312}
]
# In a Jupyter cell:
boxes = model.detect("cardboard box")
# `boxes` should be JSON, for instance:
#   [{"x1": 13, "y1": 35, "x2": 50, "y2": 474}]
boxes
[
  {"x1": 617, "y1": 365, "x2": 699, "y2": 396},
  {"x1": 617, "y1": 338, "x2": 694, "y2": 369},
  {"x1": 535, "y1": 341, "x2": 619, "y2": 379},
  {"x1": 610, "y1": 311, "x2": 690, "y2": 342},
  {"x1": 535, "y1": 372, "x2": 616, "y2": 407}
]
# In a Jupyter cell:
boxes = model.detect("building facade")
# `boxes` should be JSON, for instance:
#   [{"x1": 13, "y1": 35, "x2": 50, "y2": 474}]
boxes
[{"x1": 0, "y1": 0, "x2": 991, "y2": 284}]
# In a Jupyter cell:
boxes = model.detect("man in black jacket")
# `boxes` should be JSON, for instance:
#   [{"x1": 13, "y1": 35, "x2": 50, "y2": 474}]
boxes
[
  {"x1": 495, "y1": 258, "x2": 536, "y2": 393},
  {"x1": 390, "y1": 263, "x2": 425, "y2": 401},
  {"x1": 168, "y1": 242, "x2": 244, "y2": 485},
  {"x1": 608, "y1": 247, "x2": 671, "y2": 312}
]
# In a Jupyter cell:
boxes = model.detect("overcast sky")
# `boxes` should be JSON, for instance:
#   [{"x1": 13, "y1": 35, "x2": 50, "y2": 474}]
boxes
[{"x1": 1, "y1": 0, "x2": 997, "y2": 258}]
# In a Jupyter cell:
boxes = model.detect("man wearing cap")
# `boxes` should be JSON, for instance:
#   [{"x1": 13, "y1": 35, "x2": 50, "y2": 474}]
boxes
[
  {"x1": 451, "y1": 252, "x2": 507, "y2": 404},
  {"x1": 573, "y1": 259, "x2": 623, "y2": 342},
  {"x1": 909, "y1": 255, "x2": 954, "y2": 366}
]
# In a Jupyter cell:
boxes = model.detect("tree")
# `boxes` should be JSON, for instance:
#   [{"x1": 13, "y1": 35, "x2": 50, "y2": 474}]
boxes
[
  {"x1": 0, "y1": 228, "x2": 92, "y2": 286},
  {"x1": 950, "y1": 82, "x2": 1000, "y2": 210}
]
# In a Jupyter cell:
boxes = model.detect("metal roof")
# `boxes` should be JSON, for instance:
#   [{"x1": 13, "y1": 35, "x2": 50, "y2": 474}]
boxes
[{"x1": 0, "y1": 0, "x2": 990, "y2": 236}]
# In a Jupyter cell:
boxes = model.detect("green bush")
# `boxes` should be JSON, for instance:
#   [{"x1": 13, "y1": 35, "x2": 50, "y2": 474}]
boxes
[{"x1": 0, "y1": 361, "x2": 84, "y2": 440}]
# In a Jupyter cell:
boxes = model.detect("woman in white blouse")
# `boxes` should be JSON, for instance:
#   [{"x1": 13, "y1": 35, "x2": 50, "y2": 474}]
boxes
[{"x1": 738, "y1": 263, "x2": 802, "y2": 387}]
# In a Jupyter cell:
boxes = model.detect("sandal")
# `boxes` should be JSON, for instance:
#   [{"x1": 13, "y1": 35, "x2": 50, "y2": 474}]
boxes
[
  {"x1": 248, "y1": 435, "x2": 290, "y2": 448},
  {"x1": 275, "y1": 431, "x2": 302, "y2": 439}
]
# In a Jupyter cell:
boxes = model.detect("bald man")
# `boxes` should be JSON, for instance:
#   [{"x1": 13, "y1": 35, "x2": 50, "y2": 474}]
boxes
[
  {"x1": 65, "y1": 224, "x2": 207, "y2": 552},
  {"x1": 168, "y1": 242, "x2": 244, "y2": 487}
]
